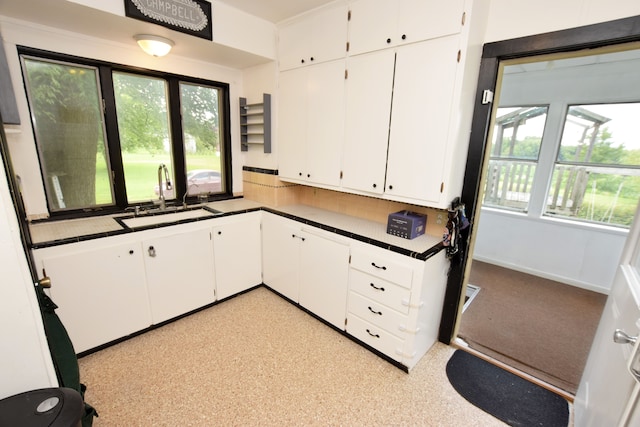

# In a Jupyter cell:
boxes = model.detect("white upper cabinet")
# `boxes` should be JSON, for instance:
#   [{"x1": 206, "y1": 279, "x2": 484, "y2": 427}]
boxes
[
  {"x1": 385, "y1": 36, "x2": 460, "y2": 205},
  {"x1": 342, "y1": 49, "x2": 395, "y2": 195},
  {"x1": 348, "y1": 0, "x2": 464, "y2": 56},
  {"x1": 279, "y1": 3, "x2": 349, "y2": 71},
  {"x1": 279, "y1": 59, "x2": 345, "y2": 188}
]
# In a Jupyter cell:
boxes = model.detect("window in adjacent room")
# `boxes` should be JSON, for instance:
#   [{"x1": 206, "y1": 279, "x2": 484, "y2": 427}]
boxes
[
  {"x1": 545, "y1": 103, "x2": 640, "y2": 227},
  {"x1": 483, "y1": 106, "x2": 548, "y2": 211}
]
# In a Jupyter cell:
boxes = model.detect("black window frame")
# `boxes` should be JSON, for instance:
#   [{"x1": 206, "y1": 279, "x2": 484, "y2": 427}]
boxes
[{"x1": 18, "y1": 46, "x2": 233, "y2": 219}]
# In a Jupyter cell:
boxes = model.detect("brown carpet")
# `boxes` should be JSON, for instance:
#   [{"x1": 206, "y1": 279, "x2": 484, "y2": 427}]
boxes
[{"x1": 457, "y1": 260, "x2": 607, "y2": 395}]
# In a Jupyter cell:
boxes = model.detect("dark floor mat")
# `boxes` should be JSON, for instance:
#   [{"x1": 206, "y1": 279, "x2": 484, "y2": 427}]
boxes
[{"x1": 446, "y1": 350, "x2": 569, "y2": 427}]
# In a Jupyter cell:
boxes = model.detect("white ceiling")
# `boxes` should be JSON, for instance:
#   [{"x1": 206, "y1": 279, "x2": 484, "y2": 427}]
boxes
[
  {"x1": 216, "y1": 0, "x2": 336, "y2": 23},
  {"x1": 0, "y1": 0, "x2": 335, "y2": 68}
]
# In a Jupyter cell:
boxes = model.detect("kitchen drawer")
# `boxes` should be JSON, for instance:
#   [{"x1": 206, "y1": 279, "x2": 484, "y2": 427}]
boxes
[
  {"x1": 346, "y1": 313, "x2": 404, "y2": 362},
  {"x1": 349, "y1": 269, "x2": 410, "y2": 314},
  {"x1": 350, "y1": 246, "x2": 414, "y2": 287},
  {"x1": 348, "y1": 291, "x2": 407, "y2": 338}
]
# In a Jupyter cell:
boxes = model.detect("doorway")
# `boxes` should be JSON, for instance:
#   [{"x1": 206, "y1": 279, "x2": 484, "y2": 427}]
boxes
[
  {"x1": 458, "y1": 46, "x2": 640, "y2": 394},
  {"x1": 438, "y1": 14, "x2": 640, "y2": 394}
]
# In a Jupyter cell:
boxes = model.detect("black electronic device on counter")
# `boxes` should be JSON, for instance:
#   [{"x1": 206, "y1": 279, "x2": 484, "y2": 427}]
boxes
[{"x1": 386, "y1": 210, "x2": 427, "y2": 239}]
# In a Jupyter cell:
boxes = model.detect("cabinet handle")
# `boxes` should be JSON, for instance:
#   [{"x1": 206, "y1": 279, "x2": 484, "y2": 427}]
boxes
[
  {"x1": 401, "y1": 34, "x2": 406, "y2": 40},
  {"x1": 307, "y1": 173, "x2": 311, "y2": 178},
  {"x1": 372, "y1": 183, "x2": 377, "y2": 188},
  {"x1": 388, "y1": 185, "x2": 393, "y2": 190},
  {"x1": 310, "y1": 57, "x2": 314, "y2": 62},
  {"x1": 369, "y1": 282, "x2": 385, "y2": 292},
  {"x1": 292, "y1": 234, "x2": 306, "y2": 242},
  {"x1": 386, "y1": 38, "x2": 391, "y2": 44},
  {"x1": 366, "y1": 329, "x2": 380, "y2": 338},
  {"x1": 371, "y1": 262, "x2": 387, "y2": 271},
  {"x1": 218, "y1": 231, "x2": 222, "y2": 235},
  {"x1": 301, "y1": 59, "x2": 305, "y2": 64},
  {"x1": 148, "y1": 246, "x2": 156, "y2": 257},
  {"x1": 368, "y1": 306, "x2": 382, "y2": 316}
]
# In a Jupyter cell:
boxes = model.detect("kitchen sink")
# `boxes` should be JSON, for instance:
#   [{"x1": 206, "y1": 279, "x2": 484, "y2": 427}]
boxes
[{"x1": 119, "y1": 207, "x2": 220, "y2": 229}]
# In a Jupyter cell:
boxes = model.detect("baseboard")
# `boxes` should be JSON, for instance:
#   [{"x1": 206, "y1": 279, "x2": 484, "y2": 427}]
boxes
[{"x1": 471, "y1": 256, "x2": 609, "y2": 295}]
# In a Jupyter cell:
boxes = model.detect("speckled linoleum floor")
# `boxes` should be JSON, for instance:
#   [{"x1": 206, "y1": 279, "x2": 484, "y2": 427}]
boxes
[{"x1": 79, "y1": 287, "x2": 509, "y2": 426}]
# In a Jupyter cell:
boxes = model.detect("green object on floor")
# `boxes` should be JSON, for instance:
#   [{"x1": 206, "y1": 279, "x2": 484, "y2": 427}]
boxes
[{"x1": 35, "y1": 284, "x2": 98, "y2": 427}]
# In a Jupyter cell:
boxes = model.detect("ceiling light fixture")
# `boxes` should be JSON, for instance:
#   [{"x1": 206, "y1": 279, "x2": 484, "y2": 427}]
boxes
[{"x1": 134, "y1": 34, "x2": 174, "y2": 57}]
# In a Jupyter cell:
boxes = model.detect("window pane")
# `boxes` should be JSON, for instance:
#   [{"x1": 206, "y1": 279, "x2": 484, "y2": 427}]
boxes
[
  {"x1": 180, "y1": 82, "x2": 224, "y2": 197},
  {"x1": 546, "y1": 167, "x2": 640, "y2": 227},
  {"x1": 23, "y1": 58, "x2": 113, "y2": 211},
  {"x1": 558, "y1": 103, "x2": 640, "y2": 166},
  {"x1": 113, "y1": 72, "x2": 174, "y2": 202},
  {"x1": 491, "y1": 106, "x2": 547, "y2": 160},
  {"x1": 482, "y1": 106, "x2": 548, "y2": 211},
  {"x1": 547, "y1": 103, "x2": 640, "y2": 227}
]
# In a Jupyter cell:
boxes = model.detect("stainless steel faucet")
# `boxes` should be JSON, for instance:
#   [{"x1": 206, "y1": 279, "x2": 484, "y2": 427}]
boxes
[{"x1": 157, "y1": 163, "x2": 172, "y2": 210}]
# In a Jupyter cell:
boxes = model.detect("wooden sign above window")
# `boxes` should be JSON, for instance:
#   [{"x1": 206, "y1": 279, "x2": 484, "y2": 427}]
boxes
[{"x1": 124, "y1": 0, "x2": 213, "y2": 41}]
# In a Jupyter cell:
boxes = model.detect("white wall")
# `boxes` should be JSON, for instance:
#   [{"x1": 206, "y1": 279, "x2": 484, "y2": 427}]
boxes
[
  {"x1": 241, "y1": 62, "x2": 279, "y2": 171},
  {"x1": 485, "y1": 0, "x2": 640, "y2": 43},
  {"x1": 0, "y1": 153, "x2": 58, "y2": 399},
  {"x1": 474, "y1": 209, "x2": 627, "y2": 293}
]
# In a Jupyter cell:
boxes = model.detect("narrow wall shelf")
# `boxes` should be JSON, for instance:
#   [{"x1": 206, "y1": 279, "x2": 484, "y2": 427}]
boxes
[{"x1": 240, "y1": 93, "x2": 271, "y2": 153}]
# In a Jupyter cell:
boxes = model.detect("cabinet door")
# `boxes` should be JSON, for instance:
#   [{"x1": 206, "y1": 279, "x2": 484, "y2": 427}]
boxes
[
  {"x1": 306, "y1": 60, "x2": 345, "y2": 187},
  {"x1": 348, "y1": 0, "x2": 398, "y2": 55},
  {"x1": 261, "y1": 213, "x2": 301, "y2": 302},
  {"x1": 143, "y1": 228, "x2": 215, "y2": 324},
  {"x1": 397, "y1": 0, "x2": 464, "y2": 44},
  {"x1": 279, "y1": 3, "x2": 348, "y2": 71},
  {"x1": 348, "y1": 0, "x2": 464, "y2": 56},
  {"x1": 278, "y1": 67, "x2": 308, "y2": 181},
  {"x1": 212, "y1": 213, "x2": 262, "y2": 300},
  {"x1": 279, "y1": 61, "x2": 345, "y2": 187},
  {"x1": 299, "y1": 230, "x2": 350, "y2": 329},
  {"x1": 385, "y1": 37, "x2": 460, "y2": 204},
  {"x1": 342, "y1": 49, "x2": 395, "y2": 194},
  {"x1": 40, "y1": 242, "x2": 151, "y2": 353}
]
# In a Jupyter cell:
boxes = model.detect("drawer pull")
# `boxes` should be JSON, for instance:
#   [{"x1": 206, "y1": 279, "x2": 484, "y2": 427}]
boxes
[
  {"x1": 366, "y1": 329, "x2": 380, "y2": 338},
  {"x1": 368, "y1": 306, "x2": 383, "y2": 316},
  {"x1": 369, "y1": 283, "x2": 385, "y2": 292},
  {"x1": 371, "y1": 262, "x2": 387, "y2": 270}
]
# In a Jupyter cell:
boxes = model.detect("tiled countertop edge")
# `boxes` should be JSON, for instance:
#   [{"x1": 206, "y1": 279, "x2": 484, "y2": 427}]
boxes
[
  {"x1": 261, "y1": 208, "x2": 444, "y2": 261},
  {"x1": 30, "y1": 205, "x2": 445, "y2": 261}
]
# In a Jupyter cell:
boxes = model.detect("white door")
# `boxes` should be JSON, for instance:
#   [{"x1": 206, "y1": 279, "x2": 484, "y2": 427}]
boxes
[{"x1": 575, "y1": 207, "x2": 640, "y2": 426}]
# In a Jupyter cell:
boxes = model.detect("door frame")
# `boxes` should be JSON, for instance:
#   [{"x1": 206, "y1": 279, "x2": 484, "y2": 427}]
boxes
[{"x1": 438, "y1": 14, "x2": 640, "y2": 343}]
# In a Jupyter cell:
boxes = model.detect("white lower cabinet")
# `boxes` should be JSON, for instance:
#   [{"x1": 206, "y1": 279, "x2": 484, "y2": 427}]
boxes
[
  {"x1": 298, "y1": 228, "x2": 350, "y2": 329},
  {"x1": 32, "y1": 209, "x2": 447, "y2": 369},
  {"x1": 142, "y1": 227, "x2": 216, "y2": 324},
  {"x1": 261, "y1": 212, "x2": 350, "y2": 329},
  {"x1": 261, "y1": 213, "x2": 302, "y2": 302},
  {"x1": 212, "y1": 211, "x2": 262, "y2": 300},
  {"x1": 33, "y1": 237, "x2": 152, "y2": 354},
  {"x1": 346, "y1": 242, "x2": 449, "y2": 370}
]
